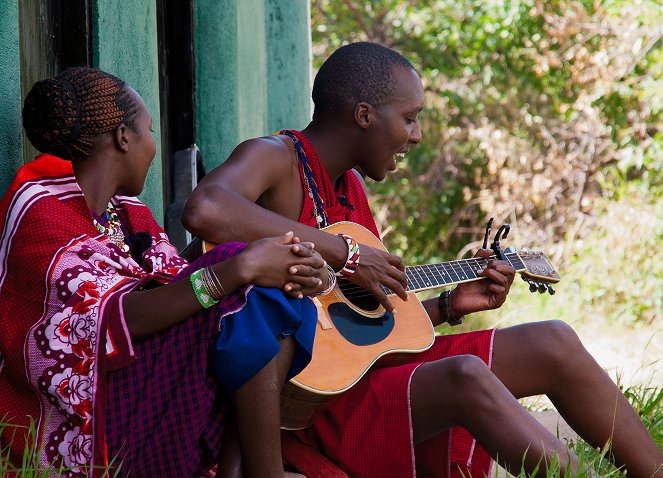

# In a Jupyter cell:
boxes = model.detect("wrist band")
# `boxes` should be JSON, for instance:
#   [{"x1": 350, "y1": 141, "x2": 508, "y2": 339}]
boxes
[
  {"x1": 204, "y1": 266, "x2": 227, "y2": 300},
  {"x1": 439, "y1": 289, "x2": 464, "y2": 326},
  {"x1": 190, "y1": 268, "x2": 220, "y2": 309},
  {"x1": 317, "y1": 264, "x2": 338, "y2": 296},
  {"x1": 337, "y1": 234, "x2": 360, "y2": 277}
]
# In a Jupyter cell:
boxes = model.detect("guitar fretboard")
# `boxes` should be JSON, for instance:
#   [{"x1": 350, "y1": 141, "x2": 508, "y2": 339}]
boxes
[{"x1": 339, "y1": 252, "x2": 526, "y2": 297}]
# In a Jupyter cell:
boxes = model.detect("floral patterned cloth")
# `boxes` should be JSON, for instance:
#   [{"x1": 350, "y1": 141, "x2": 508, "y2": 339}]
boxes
[{"x1": 0, "y1": 155, "x2": 244, "y2": 476}]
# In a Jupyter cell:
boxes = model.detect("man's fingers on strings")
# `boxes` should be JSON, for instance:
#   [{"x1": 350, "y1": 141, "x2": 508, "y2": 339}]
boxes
[
  {"x1": 487, "y1": 264, "x2": 516, "y2": 286},
  {"x1": 474, "y1": 248, "x2": 494, "y2": 258},
  {"x1": 386, "y1": 253, "x2": 406, "y2": 271},
  {"x1": 478, "y1": 266, "x2": 511, "y2": 286},
  {"x1": 373, "y1": 288, "x2": 396, "y2": 314},
  {"x1": 394, "y1": 273, "x2": 409, "y2": 299},
  {"x1": 381, "y1": 275, "x2": 408, "y2": 302}
]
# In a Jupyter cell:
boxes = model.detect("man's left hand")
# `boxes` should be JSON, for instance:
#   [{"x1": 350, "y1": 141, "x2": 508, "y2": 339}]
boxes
[{"x1": 450, "y1": 248, "x2": 516, "y2": 316}]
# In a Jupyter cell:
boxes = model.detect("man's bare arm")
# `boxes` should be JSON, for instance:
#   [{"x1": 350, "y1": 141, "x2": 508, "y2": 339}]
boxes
[{"x1": 183, "y1": 136, "x2": 350, "y2": 270}]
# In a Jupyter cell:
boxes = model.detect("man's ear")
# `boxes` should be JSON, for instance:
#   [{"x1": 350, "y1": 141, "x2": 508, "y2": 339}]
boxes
[
  {"x1": 113, "y1": 123, "x2": 130, "y2": 152},
  {"x1": 354, "y1": 102, "x2": 374, "y2": 129}
]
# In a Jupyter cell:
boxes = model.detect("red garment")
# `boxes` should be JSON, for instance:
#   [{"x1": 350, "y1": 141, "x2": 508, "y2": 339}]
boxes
[
  {"x1": 284, "y1": 131, "x2": 494, "y2": 477},
  {"x1": 0, "y1": 155, "x2": 248, "y2": 477},
  {"x1": 0, "y1": 155, "x2": 182, "y2": 476},
  {"x1": 289, "y1": 130, "x2": 379, "y2": 238}
]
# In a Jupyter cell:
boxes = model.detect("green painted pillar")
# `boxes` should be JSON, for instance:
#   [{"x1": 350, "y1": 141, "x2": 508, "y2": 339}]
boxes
[
  {"x1": 264, "y1": 0, "x2": 312, "y2": 134},
  {"x1": 91, "y1": 0, "x2": 164, "y2": 223},
  {"x1": 195, "y1": 0, "x2": 311, "y2": 172},
  {"x1": 0, "y1": 0, "x2": 22, "y2": 195}
]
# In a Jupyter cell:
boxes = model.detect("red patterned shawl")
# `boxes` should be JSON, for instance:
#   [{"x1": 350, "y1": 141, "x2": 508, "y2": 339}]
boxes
[{"x1": 0, "y1": 155, "x2": 188, "y2": 476}]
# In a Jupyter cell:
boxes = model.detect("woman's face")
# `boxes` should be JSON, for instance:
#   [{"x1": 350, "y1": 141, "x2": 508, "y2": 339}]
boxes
[{"x1": 118, "y1": 89, "x2": 156, "y2": 197}]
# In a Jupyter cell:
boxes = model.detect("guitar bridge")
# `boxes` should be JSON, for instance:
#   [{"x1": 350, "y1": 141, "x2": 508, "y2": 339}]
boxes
[{"x1": 312, "y1": 297, "x2": 333, "y2": 330}]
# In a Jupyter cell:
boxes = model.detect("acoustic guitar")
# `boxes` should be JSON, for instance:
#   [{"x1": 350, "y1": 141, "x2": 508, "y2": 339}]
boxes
[{"x1": 202, "y1": 221, "x2": 561, "y2": 429}]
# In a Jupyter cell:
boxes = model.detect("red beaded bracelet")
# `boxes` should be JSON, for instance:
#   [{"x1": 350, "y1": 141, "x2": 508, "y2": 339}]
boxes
[{"x1": 337, "y1": 234, "x2": 360, "y2": 277}]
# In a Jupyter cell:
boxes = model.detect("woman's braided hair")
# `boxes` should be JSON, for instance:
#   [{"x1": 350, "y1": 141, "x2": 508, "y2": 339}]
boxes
[{"x1": 22, "y1": 67, "x2": 139, "y2": 161}]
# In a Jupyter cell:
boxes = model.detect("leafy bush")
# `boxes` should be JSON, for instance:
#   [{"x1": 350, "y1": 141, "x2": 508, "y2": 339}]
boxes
[{"x1": 311, "y1": 0, "x2": 662, "y2": 325}]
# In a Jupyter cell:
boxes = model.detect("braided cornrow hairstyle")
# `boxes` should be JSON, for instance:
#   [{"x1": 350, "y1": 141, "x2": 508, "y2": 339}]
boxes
[{"x1": 22, "y1": 67, "x2": 139, "y2": 161}]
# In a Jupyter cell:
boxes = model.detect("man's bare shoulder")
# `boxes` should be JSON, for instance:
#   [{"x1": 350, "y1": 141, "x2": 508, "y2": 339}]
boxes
[
  {"x1": 227, "y1": 134, "x2": 294, "y2": 168},
  {"x1": 196, "y1": 134, "x2": 302, "y2": 213},
  {"x1": 203, "y1": 134, "x2": 298, "y2": 191}
]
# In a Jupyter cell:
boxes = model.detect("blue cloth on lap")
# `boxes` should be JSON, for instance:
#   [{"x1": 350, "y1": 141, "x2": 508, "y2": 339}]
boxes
[{"x1": 211, "y1": 285, "x2": 316, "y2": 391}]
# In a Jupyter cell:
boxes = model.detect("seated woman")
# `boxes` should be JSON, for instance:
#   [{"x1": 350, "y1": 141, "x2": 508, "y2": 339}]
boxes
[{"x1": 0, "y1": 67, "x2": 328, "y2": 478}]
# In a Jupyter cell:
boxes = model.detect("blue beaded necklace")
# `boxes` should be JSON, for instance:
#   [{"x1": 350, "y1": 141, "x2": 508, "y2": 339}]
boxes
[{"x1": 280, "y1": 130, "x2": 330, "y2": 229}]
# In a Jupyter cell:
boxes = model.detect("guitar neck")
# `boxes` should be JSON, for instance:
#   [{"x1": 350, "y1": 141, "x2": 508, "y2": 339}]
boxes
[{"x1": 382, "y1": 252, "x2": 526, "y2": 295}]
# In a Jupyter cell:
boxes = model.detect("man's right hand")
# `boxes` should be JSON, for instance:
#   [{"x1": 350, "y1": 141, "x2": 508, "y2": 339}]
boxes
[{"x1": 348, "y1": 244, "x2": 408, "y2": 313}]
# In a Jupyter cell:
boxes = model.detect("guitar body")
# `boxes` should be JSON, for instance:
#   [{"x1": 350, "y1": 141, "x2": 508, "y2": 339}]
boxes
[
  {"x1": 280, "y1": 222, "x2": 435, "y2": 429},
  {"x1": 201, "y1": 221, "x2": 560, "y2": 429}
]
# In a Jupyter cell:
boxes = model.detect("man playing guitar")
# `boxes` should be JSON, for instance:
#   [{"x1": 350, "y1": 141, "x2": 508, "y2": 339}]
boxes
[{"x1": 183, "y1": 42, "x2": 662, "y2": 478}]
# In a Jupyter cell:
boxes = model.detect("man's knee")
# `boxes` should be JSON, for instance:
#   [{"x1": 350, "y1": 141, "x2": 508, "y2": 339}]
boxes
[
  {"x1": 534, "y1": 320, "x2": 585, "y2": 367},
  {"x1": 445, "y1": 354, "x2": 492, "y2": 388},
  {"x1": 439, "y1": 355, "x2": 509, "y2": 417}
]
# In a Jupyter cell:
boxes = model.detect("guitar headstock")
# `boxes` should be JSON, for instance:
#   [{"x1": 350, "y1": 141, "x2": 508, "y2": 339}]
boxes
[{"x1": 507, "y1": 248, "x2": 561, "y2": 295}]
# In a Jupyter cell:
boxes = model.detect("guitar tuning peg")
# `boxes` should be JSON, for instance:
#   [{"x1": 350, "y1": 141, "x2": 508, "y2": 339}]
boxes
[
  {"x1": 529, "y1": 281, "x2": 538, "y2": 293},
  {"x1": 547, "y1": 284, "x2": 556, "y2": 295},
  {"x1": 537, "y1": 283, "x2": 547, "y2": 294}
]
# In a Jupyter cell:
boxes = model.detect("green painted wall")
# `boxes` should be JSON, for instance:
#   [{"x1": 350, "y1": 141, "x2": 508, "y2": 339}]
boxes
[
  {"x1": 91, "y1": 0, "x2": 164, "y2": 223},
  {"x1": 195, "y1": 0, "x2": 312, "y2": 172},
  {"x1": 0, "y1": 0, "x2": 22, "y2": 195},
  {"x1": 0, "y1": 0, "x2": 313, "y2": 212},
  {"x1": 264, "y1": 1, "x2": 312, "y2": 134}
]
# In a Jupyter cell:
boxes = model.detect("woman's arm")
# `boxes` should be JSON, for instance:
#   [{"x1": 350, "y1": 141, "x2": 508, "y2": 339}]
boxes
[{"x1": 122, "y1": 233, "x2": 325, "y2": 339}]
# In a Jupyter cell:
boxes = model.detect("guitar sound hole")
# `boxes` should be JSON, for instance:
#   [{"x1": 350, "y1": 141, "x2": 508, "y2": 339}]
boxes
[{"x1": 338, "y1": 279, "x2": 380, "y2": 311}]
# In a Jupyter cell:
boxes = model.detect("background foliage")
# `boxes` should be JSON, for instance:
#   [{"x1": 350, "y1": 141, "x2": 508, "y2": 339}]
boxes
[{"x1": 311, "y1": 0, "x2": 662, "y2": 326}]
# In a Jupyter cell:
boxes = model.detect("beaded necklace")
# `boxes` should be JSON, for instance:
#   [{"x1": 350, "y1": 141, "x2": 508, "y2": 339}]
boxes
[
  {"x1": 280, "y1": 130, "x2": 330, "y2": 229},
  {"x1": 92, "y1": 201, "x2": 130, "y2": 253}
]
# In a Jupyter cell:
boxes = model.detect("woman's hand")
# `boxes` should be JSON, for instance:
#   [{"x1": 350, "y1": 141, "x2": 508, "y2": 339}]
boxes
[
  {"x1": 283, "y1": 236, "x2": 328, "y2": 298},
  {"x1": 239, "y1": 232, "x2": 325, "y2": 297}
]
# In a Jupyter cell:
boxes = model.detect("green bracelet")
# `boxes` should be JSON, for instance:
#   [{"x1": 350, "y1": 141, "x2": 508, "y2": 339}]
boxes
[{"x1": 190, "y1": 268, "x2": 219, "y2": 309}]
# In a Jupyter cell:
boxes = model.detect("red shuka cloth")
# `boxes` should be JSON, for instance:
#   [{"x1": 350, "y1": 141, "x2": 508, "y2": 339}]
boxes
[
  {"x1": 284, "y1": 130, "x2": 494, "y2": 478},
  {"x1": 0, "y1": 155, "x2": 249, "y2": 477}
]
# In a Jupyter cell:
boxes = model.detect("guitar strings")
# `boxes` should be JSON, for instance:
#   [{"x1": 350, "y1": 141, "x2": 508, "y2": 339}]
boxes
[
  {"x1": 337, "y1": 257, "x2": 492, "y2": 295},
  {"x1": 334, "y1": 252, "x2": 524, "y2": 301}
]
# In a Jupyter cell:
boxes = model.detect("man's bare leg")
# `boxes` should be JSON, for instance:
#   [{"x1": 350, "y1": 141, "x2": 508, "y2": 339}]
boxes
[
  {"x1": 491, "y1": 320, "x2": 663, "y2": 478},
  {"x1": 218, "y1": 415, "x2": 243, "y2": 478},
  {"x1": 410, "y1": 353, "x2": 581, "y2": 476},
  {"x1": 223, "y1": 336, "x2": 296, "y2": 478}
]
